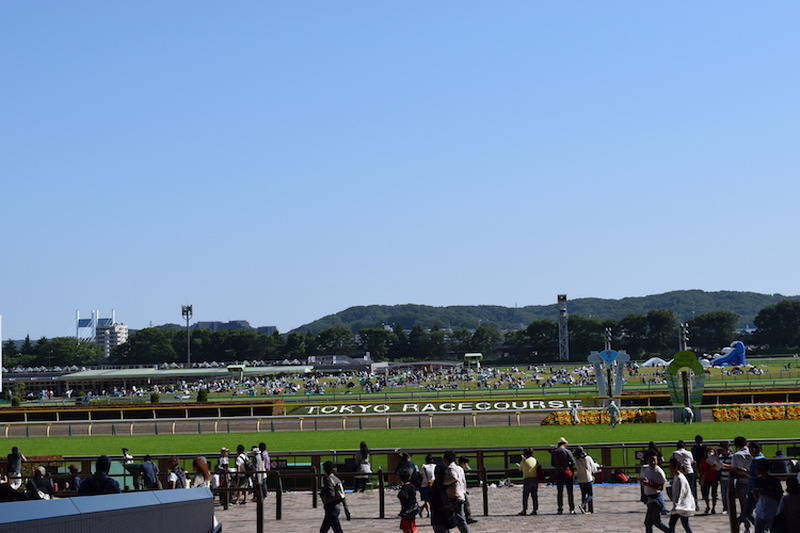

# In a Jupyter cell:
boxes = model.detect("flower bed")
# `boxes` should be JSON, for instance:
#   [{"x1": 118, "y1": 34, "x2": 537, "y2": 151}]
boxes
[
  {"x1": 541, "y1": 408, "x2": 656, "y2": 425},
  {"x1": 711, "y1": 403, "x2": 800, "y2": 421}
]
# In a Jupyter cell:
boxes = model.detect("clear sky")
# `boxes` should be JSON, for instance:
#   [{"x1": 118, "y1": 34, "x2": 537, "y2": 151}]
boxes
[{"x1": 2, "y1": 2, "x2": 799, "y2": 340}]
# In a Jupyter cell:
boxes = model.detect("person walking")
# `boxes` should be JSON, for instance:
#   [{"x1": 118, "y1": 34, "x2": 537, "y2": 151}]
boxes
[
  {"x1": 671, "y1": 441, "x2": 696, "y2": 509},
  {"x1": 419, "y1": 454, "x2": 436, "y2": 518},
  {"x1": 320, "y1": 461, "x2": 348, "y2": 533},
  {"x1": 607, "y1": 400, "x2": 621, "y2": 428},
  {"x1": 518, "y1": 447, "x2": 540, "y2": 516},
  {"x1": 667, "y1": 457, "x2": 696, "y2": 533},
  {"x1": 354, "y1": 441, "x2": 371, "y2": 493},
  {"x1": 574, "y1": 446, "x2": 600, "y2": 513},
  {"x1": 551, "y1": 437, "x2": 576, "y2": 514},
  {"x1": 640, "y1": 451, "x2": 670, "y2": 533}
]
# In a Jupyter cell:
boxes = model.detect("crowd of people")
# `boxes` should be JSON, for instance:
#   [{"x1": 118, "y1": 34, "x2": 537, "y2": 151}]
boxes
[{"x1": 0, "y1": 442, "x2": 272, "y2": 503}]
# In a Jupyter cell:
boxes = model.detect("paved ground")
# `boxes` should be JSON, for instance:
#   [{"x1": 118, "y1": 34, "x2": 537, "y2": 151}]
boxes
[{"x1": 216, "y1": 483, "x2": 738, "y2": 533}]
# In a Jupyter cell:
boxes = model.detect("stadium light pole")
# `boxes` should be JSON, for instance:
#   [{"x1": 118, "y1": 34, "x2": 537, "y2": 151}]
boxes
[{"x1": 181, "y1": 305, "x2": 192, "y2": 367}]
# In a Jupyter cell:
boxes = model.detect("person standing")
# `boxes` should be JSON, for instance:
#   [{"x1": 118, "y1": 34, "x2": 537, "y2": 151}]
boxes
[
  {"x1": 726, "y1": 436, "x2": 753, "y2": 532},
  {"x1": 258, "y1": 442, "x2": 271, "y2": 496},
  {"x1": 777, "y1": 477, "x2": 800, "y2": 533},
  {"x1": 607, "y1": 401, "x2": 621, "y2": 428},
  {"x1": 6, "y1": 446, "x2": 26, "y2": 490},
  {"x1": 667, "y1": 457, "x2": 696, "y2": 533},
  {"x1": 570, "y1": 403, "x2": 581, "y2": 425},
  {"x1": 671, "y1": 441, "x2": 696, "y2": 508},
  {"x1": 419, "y1": 454, "x2": 436, "y2": 518},
  {"x1": 518, "y1": 448, "x2": 540, "y2": 516},
  {"x1": 443, "y1": 450, "x2": 470, "y2": 533},
  {"x1": 191, "y1": 456, "x2": 212, "y2": 488},
  {"x1": 690, "y1": 435, "x2": 706, "y2": 506},
  {"x1": 574, "y1": 446, "x2": 600, "y2": 514},
  {"x1": 551, "y1": 437, "x2": 576, "y2": 514},
  {"x1": 457, "y1": 456, "x2": 477, "y2": 525},
  {"x1": 698, "y1": 447, "x2": 719, "y2": 514},
  {"x1": 320, "y1": 461, "x2": 348, "y2": 533},
  {"x1": 166, "y1": 455, "x2": 187, "y2": 489},
  {"x1": 140, "y1": 454, "x2": 160, "y2": 489},
  {"x1": 745, "y1": 442, "x2": 766, "y2": 531},
  {"x1": 752, "y1": 458, "x2": 782, "y2": 533},
  {"x1": 640, "y1": 451, "x2": 670, "y2": 533},
  {"x1": 354, "y1": 441, "x2": 371, "y2": 493},
  {"x1": 715, "y1": 441, "x2": 733, "y2": 515},
  {"x1": 430, "y1": 464, "x2": 456, "y2": 533},
  {"x1": 234, "y1": 444, "x2": 251, "y2": 505},
  {"x1": 398, "y1": 468, "x2": 419, "y2": 533}
]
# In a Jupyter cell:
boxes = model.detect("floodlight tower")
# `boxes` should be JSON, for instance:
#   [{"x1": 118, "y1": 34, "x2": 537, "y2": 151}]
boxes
[
  {"x1": 557, "y1": 294, "x2": 569, "y2": 361},
  {"x1": 181, "y1": 305, "x2": 193, "y2": 367}
]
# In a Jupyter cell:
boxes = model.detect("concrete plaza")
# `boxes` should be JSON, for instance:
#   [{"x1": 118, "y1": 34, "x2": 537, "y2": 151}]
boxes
[{"x1": 217, "y1": 482, "x2": 738, "y2": 533}]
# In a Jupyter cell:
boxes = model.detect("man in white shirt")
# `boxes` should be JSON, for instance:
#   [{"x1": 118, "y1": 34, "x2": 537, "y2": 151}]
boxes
[
  {"x1": 443, "y1": 450, "x2": 469, "y2": 533},
  {"x1": 726, "y1": 436, "x2": 753, "y2": 532},
  {"x1": 671, "y1": 440, "x2": 696, "y2": 507},
  {"x1": 640, "y1": 452, "x2": 669, "y2": 533}
]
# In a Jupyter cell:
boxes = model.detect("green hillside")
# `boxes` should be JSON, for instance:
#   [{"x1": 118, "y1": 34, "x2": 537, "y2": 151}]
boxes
[{"x1": 293, "y1": 290, "x2": 800, "y2": 333}]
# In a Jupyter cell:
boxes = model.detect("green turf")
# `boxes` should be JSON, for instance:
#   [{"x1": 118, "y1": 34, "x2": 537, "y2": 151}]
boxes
[{"x1": 12, "y1": 419, "x2": 799, "y2": 458}]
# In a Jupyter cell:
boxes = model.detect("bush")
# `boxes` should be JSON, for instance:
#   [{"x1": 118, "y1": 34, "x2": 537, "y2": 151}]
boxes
[
  {"x1": 150, "y1": 392, "x2": 160, "y2": 403},
  {"x1": 11, "y1": 396, "x2": 21, "y2": 407},
  {"x1": 197, "y1": 388, "x2": 209, "y2": 402}
]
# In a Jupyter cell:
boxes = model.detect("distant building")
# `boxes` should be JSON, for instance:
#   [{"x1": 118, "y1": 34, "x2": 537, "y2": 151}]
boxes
[
  {"x1": 95, "y1": 321, "x2": 129, "y2": 358},
  {"x1": 193, "y1": 320, "x2": 252, "y2": 332},
  {"x1": 76, "y1": 310, "x2": 128, "y2": 358}
]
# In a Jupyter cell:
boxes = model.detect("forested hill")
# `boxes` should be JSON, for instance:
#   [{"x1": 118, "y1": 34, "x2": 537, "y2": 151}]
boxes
[{"x1": 292, "y1": 290, "x2": 800, "y2": 334}]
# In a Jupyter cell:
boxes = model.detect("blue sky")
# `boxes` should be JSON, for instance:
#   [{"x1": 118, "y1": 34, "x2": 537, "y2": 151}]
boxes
[{"x1": 2, "y1": 2, "x2": 798, "y2": 340}]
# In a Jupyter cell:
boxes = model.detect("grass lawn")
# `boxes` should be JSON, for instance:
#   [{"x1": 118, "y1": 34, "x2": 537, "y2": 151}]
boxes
[{"x1": 15, "y1": 419, "x2": 799, "y2": 458}]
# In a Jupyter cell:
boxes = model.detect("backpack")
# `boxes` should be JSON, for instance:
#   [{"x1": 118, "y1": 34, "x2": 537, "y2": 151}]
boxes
[
  {"x1": 173, "y1": 466, "x2": 187, "y2": 488},
  {"x1": 240, "y1": 454, "x2": 257, "y2": 476}
]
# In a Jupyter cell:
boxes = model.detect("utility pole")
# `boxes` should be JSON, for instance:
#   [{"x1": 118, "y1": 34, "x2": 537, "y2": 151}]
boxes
[{"x1": 181, "y1": 305, "x2": 193, "y2": 367}]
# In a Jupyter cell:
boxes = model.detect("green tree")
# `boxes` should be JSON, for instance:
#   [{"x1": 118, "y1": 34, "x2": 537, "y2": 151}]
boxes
[
  {"x1": 754, "y1": 300, "x2": 800, "y2": 349},
  {"x1": 644, "y1": 309, "x2": 679, "y2": 355},
  {"x1": 36, "y1": 337, "x2": 104, "y2": 366},
  {"x1": 21, "y1": 335, "x2": 34, "y2": 356},
  {"x1": 407, "y1": 325, "x2": 429, "y2": 360},
  {"x1": 112, "y1": 328, "x2": 178, "y2": 363},
  {"x1": 469, "y1": 325, "x2": 501, "y2": 357},
  {"x1": 568, "y1": 315, "x2": 606, "y2": 357},
  {"x1": 617, "y1": 314, "x2": 648, "y2": 356},
  {"x1": 357, "y1": 328, "x2": 397, "y2": 361},
  {"x1": 389, "y1": 324, "x2": 408, "y2": 359},
  {"x1": 526, "y1": 320, "x2": 558, "y2": 358},
  {"x1": 315, "y1": 325, "x2": 358, "y2": 356},
  {"x1": 688, "y1": 310, "x2": 739, "y2": 352}
]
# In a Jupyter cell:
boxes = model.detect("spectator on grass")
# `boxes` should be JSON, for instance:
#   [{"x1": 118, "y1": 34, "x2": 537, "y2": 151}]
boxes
[{"x1": 77, "y1": 455, "x2": 121, "y2": 495}]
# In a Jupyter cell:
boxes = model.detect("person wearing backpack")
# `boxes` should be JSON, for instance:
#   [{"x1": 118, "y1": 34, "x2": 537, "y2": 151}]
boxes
[
  {"x1": 166, "y1": 455, "x2": 187, "y2": 489},
  {"x1": 234, "y1": 444, "x2": 253, "y2": 505}
]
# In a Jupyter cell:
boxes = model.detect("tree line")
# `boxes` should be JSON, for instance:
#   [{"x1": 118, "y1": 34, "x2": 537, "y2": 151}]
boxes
[{"x1": 4, "y1": 301, "x2": 800, "y2": 367}]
